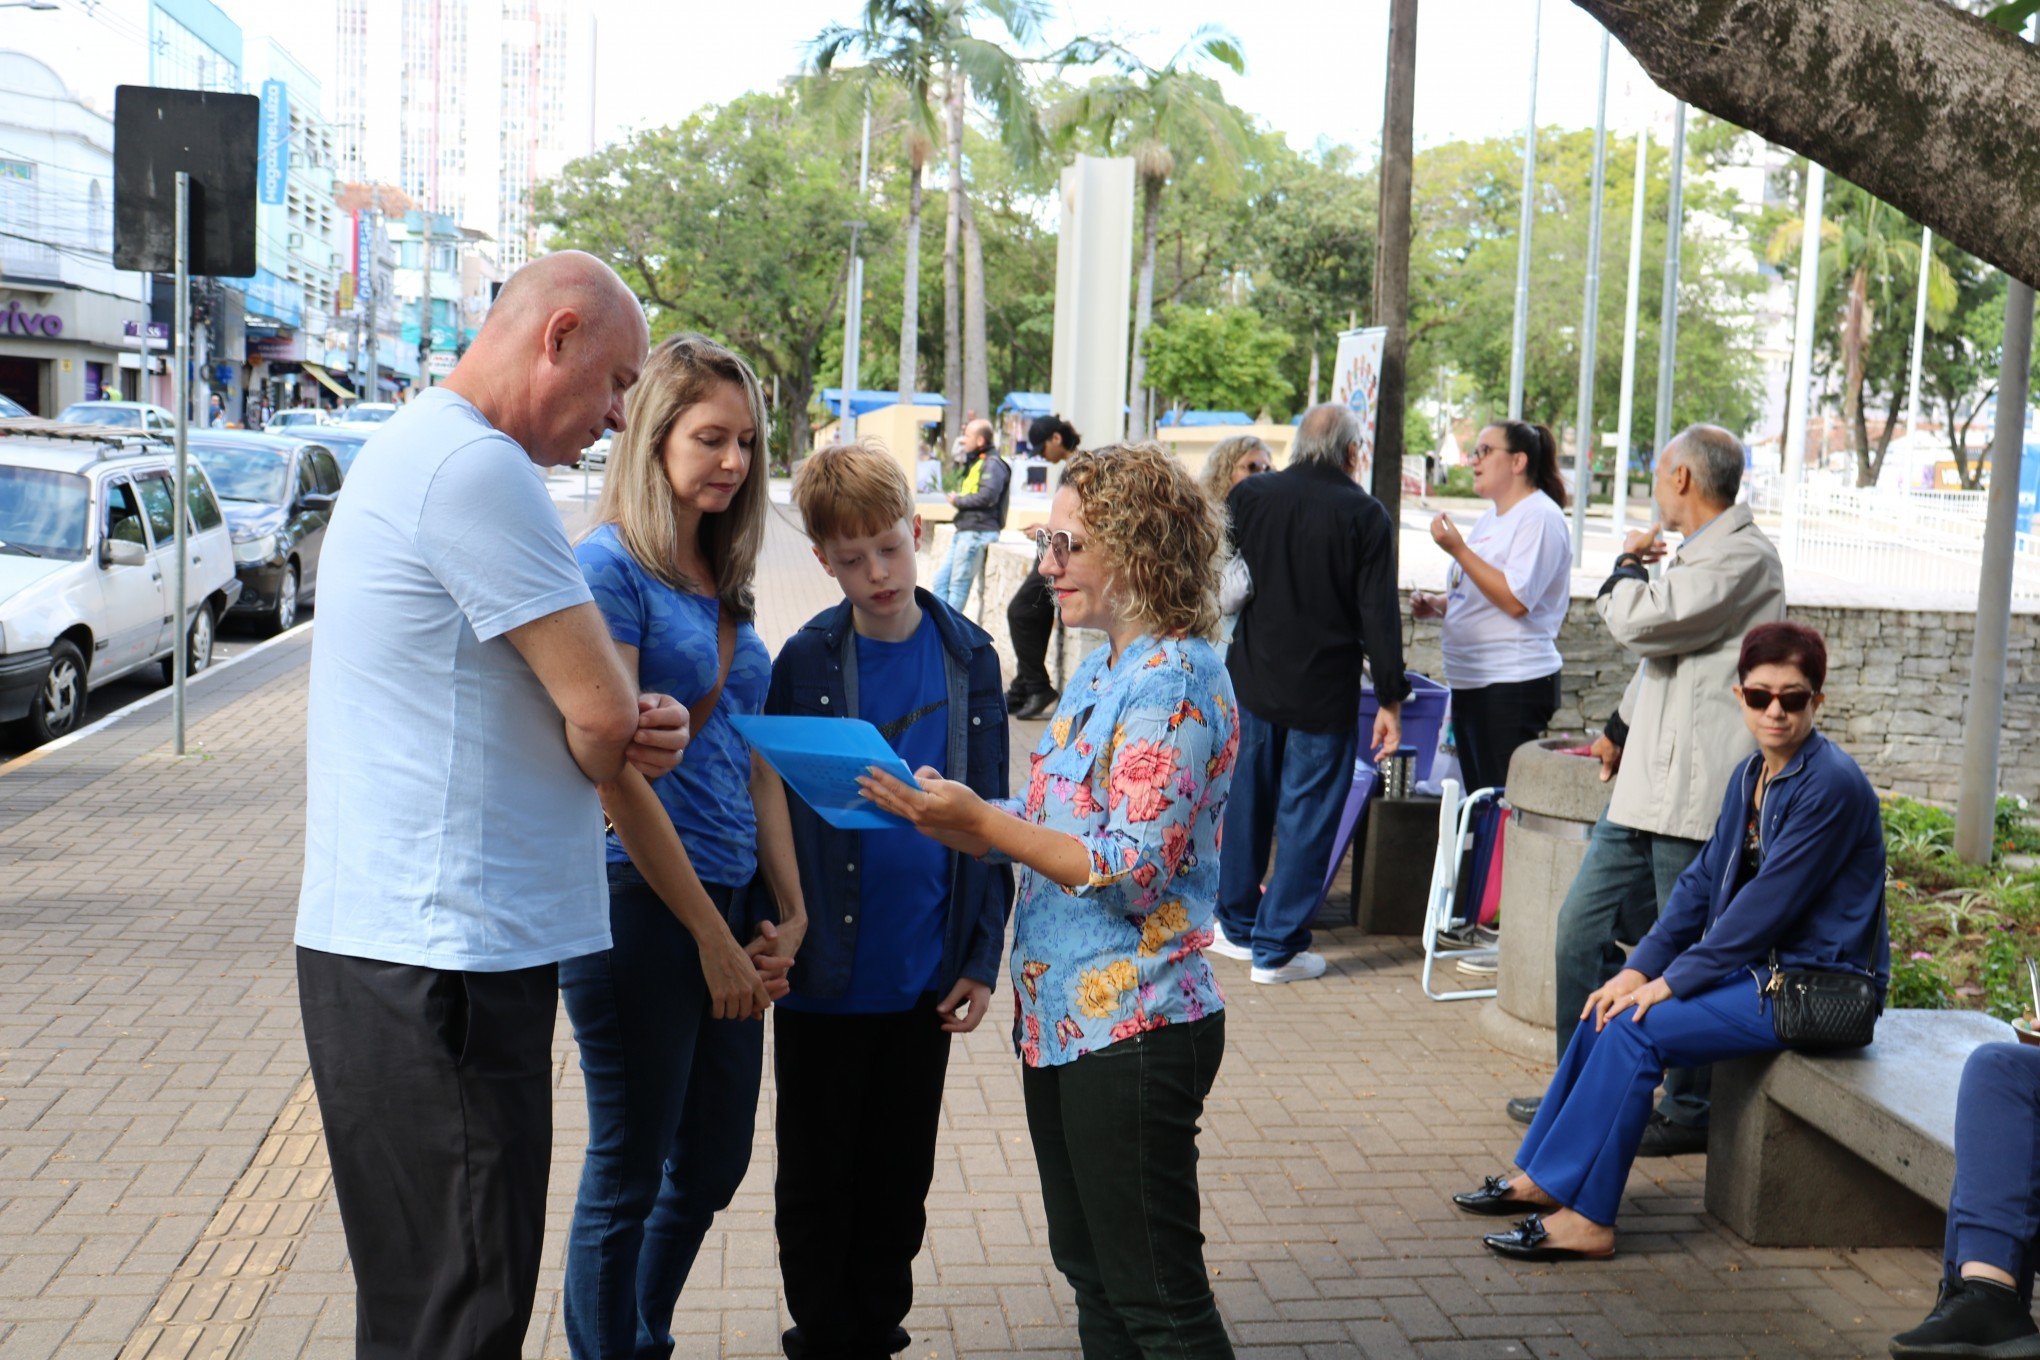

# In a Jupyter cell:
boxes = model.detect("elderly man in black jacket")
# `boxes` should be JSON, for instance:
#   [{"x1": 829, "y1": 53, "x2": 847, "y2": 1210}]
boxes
[{"x1": 1209, "y1": 403, "x2": 1408, "y2": 985}]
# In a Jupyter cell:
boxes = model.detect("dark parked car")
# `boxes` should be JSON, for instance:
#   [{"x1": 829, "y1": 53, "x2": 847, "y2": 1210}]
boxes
[
  {"x1": 311, "y1": 424, "x2": 375, "y2": 476},
  {"x1": 184, "y1": 431, "x2": 343, "y2": 634}
]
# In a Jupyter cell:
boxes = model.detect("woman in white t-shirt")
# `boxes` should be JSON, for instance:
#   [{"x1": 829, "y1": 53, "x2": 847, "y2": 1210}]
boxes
[{"x1": 1411, "y1": 420, "x2": 1574, "y2": 794}]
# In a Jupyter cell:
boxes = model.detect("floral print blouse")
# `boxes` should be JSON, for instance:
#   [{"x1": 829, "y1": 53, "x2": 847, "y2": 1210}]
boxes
[{"x1": 1002, "y1": 634, "x2": 1239, "y2": 1068}]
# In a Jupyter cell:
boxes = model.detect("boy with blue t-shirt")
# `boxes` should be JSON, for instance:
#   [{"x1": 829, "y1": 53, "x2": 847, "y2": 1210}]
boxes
[{"x1": 767, "y1": 444, "x2": 1013, "y2": 1360}]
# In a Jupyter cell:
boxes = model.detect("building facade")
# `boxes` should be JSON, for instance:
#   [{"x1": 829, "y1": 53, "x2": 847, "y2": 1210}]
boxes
[{"x1": 0, "y1": 52, "x2": 150, "y2": 416}]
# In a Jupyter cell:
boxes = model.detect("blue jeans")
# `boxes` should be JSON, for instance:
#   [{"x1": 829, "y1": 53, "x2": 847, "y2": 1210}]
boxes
[
  {"x1": 559, "y1": 868, "x2": 764, "y2": 1359},
  {"x1": 1517, "y1": 974, "x2": 1782, "y2": 1226},
  {"x1": 1216, "y1": 706, "x2": 1358, "y2": 970},
  {"x1": 1944, "y1": 1042, "x2": 2040, "y2": 1300},
  {"x1": 932, "y1": 529, "x2": 998, "y2": 612},
  {"x1": 1553, "y1": 811, "x2": 1712, "y2": 1127}
]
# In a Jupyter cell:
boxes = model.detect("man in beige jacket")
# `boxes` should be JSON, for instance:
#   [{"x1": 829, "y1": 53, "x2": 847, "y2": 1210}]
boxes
[{"x1": 1504, "y1": 425, "x2": 1785, "y2": 1153}]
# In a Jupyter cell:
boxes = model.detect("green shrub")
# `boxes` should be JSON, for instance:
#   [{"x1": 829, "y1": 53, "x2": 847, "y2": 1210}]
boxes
[
  {"x1": 1888, "y1": 951, "x2": 1951, "y2": 1010},
  {"x1": 1440, "y1": 466, "x2": 1475, "y2": 498}
]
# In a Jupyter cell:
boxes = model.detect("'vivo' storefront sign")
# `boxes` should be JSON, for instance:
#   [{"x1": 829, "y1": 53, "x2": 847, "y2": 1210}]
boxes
[
  {"x1": 1, "y1": 300, "x2": 62, "y2": 337},
  {"x1": 259, "y1": 80, "x2": 290, "y2": 207}
]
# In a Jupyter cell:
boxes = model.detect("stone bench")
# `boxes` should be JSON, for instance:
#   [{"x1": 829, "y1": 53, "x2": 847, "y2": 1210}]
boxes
[{"x1": 1706, "y1": 1008, "x2": 2015, "y2": 1247}]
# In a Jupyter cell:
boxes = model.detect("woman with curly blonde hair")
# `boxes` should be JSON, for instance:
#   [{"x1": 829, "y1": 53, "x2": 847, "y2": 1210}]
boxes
[{"x1": 862, "y1": 443, "x2": 1241, "y2": 1357}]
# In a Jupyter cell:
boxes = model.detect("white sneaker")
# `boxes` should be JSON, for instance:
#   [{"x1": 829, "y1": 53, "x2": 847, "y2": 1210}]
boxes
[
  {"x1": 1205, "y1": 920, "x2": 1252, "y2": 962},
  {"x1": 1251, "y1": 951, "x2": 1328, "y2": 985}
]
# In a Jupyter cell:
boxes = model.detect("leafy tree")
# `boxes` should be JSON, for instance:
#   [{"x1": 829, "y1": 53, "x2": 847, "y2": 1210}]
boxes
[
  {"x1": 1048, "y1": 28, "x2": 1250, "y2": 438},
  {"x1": 1923, "y1": 248, "x2": 2008, "y2": 489},
  {"x1": 535, "y1": 89, "x2": 889, "y2": 459},
  {"x1": 1141, "y1": 304, "x2": 1294, "y2": 417}
]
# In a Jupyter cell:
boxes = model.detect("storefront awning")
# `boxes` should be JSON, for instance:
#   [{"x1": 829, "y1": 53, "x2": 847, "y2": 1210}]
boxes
[{"x1": 303, "y1": 362, "x2": 356, "y2": 401}]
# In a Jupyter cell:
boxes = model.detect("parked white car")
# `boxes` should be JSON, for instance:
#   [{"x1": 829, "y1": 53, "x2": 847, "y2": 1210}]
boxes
[
  {"x1": 0, "y1": 420, "x2": 242, "y2": 745},
  {"x1": 55, "y1": 400, "x2": 178, "y2": 436},
  {"x1": 266, "y1": 408, "x2": 327, "y2": 433}
]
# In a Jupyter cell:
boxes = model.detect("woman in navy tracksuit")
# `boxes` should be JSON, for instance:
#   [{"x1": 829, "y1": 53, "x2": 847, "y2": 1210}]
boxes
[{"x1": 1451, "y1": 621, "x2": 1889, "y2": 1261}]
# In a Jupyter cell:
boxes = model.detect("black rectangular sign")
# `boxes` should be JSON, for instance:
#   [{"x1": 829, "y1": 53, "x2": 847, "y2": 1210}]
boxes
[{"x1": 113, "y1": 85, "x2": 260, "y2": 277}]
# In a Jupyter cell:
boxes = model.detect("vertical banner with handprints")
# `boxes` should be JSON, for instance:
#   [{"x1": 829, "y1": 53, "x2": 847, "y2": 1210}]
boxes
[{"x1": 1331, "y1": 326, "x2": 1387, "y2": 476}]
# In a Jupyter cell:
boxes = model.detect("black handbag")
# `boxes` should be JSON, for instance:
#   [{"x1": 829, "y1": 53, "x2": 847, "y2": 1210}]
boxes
[{"x1": 1764, "y1": 951, "x2": 1880, "y2": 1050}]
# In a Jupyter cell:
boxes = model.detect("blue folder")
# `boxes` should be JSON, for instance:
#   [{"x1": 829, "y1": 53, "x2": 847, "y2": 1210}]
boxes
[{"x1": 730, "y1": 714, "x2": 919, "y2": 831}]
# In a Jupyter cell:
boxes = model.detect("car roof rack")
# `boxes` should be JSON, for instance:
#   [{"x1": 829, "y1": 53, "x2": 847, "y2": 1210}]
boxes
[{"x1": 0, "y1": 418, "x2": 173, "y2": 459}]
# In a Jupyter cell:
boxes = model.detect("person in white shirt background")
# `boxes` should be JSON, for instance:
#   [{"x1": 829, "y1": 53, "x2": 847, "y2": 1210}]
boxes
[{"x1": 1411, "y1": 419, "x2": 1575, "y2": 795}]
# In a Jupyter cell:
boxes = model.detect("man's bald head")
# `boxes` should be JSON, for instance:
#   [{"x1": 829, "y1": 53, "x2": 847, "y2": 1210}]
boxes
[
  {"x1": 482, "y1": 250, "x2": 647, "y2": 350},
  {"x1": 967, "y1": 418, "x2": 995, "y2": 451}
]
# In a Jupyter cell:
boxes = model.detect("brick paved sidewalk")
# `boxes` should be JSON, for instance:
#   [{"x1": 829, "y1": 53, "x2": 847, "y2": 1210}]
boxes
[{"x1": 0, "y1": 504, "x2": 1935, "y2": 1359}]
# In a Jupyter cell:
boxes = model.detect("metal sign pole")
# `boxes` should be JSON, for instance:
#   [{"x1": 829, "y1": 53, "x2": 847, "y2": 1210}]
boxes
[{"x1": 173, "y1": 170, "x2": 191, "y2": 755}]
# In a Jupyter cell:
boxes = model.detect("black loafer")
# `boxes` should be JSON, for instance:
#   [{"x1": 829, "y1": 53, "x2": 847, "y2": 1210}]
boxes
[
  {"x1": 1454, "y1": 1175, "x2": 1545, "y2": 1217},
  {"x1": 1505, "y1": 1095, "x2": 1542, "y2": 1125},
  {"x1": 1636, "y1": 1111, "x2": 1708, "y2": 1158},
  {"x1": 1482, "y1": 1214, "x2": 1615, "y2": 1262}
]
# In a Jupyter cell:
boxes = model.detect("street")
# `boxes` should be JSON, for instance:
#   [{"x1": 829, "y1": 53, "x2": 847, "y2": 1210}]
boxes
[{"x1": 0, "y1": 626, "x2": 266, "y2": 766}]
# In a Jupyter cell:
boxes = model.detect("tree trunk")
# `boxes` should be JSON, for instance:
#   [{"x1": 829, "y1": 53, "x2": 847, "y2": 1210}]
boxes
[
  {"x1": 898, "y1": 156, "x2": 924, "y2": 401},
  {"x1": 1842, "y1": 265, "x2": 1872, "y2": 474},
  {"x1": 788, "y1": 363, "x2": 815, "y2": 462},
  {"x1": 942, "y1": 67, "x2": 965, "y2": 452},
  {"x1": 961, "y1": 189, "x2": 991, "y2": 432},
  {"x1": 1571, "y1": 0, "x2": 2040, "y2": 287},
  {"x1": 1373, "y1": 0, "x2": 1418, "y2": 529},
  {"x1": 1127, "y1": 175, "x2": 1163, "y2": 440},
  {"x1": 1867, "y1": 381, "x2": 1904, "y2": 486}
]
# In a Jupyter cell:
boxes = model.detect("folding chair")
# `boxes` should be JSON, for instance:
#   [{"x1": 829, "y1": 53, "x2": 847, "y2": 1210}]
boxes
[{"x1": 1419, "y1": 779, "x2": 1504, "y2": 1001}]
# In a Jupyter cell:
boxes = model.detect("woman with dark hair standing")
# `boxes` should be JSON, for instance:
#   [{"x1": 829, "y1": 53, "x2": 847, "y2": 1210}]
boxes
[
  {"x1": 1005, "y1": 412, "x2": 1082, "y2": 720},
  {"x1": 1411, "y1": 420, "x2": 1574, "y2": 794}
]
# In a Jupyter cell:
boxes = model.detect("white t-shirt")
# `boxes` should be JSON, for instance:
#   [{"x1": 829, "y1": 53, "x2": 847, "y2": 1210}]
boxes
[
  {"x1": 295, "y1": 388, "x2": 607, "y2": 972},
  {"x1": 1439, "y1": 490, "x2": 1573, "y2": 689}
]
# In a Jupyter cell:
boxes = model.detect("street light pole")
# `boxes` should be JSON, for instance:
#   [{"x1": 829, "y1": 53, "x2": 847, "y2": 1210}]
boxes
[
  {"x1": 172, "y1": 171, "x2": 191, "y2": 756},
  {"x1": 841, "y1": 99, "x2": 872, "y2": 440},
  {"x1": 1903, "y1": 227, "x2": 1934, "y2": 464},
  {"x1": 1650, "y1": 102, "x2": 1687, "y2": 463},
  {"x1": 1570, "y1": 31, "x2": 1610, "y2": 564},
  {"x1": 1957, "y1": 279, "x2": 2036, "y2": 865},
  {"x1": 1374, "y1": 0, "x2": 1419, "y2": 540},
  {"x1": 1507, "y1": 0, "x2": 1542, "y2": 421},
  {"x1": 1781, "y1": 160, "x2": 1826, "y2": 568},
  {"x1": 1612, "y1": 117, "x2": 1649, "y2": 537}
]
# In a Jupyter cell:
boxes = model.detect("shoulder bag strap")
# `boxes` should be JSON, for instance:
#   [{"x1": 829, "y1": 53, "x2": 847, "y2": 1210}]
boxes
[{"x1": 689, "y1": 606, "x2": 738, "y2": 738}]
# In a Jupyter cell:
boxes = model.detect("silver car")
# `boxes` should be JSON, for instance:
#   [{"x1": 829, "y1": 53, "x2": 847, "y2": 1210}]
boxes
[{"x1": 0, "y1": 421, "x2": 242, "y2": 745}]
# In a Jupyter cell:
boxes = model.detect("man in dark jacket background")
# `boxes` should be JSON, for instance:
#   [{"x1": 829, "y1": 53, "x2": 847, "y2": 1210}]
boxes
[
  {"x1": 932, "y1": 418, "x2": 1009, "y2": 613},
  {"x1": 1210, "y1": 402, "x2": 1408, "y2": 985}
]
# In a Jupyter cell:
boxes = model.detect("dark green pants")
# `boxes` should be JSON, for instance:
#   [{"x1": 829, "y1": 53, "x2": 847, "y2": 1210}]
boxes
[{"x1": 1022, "y1": 1012, "x2": 1233, "y2": 1359}]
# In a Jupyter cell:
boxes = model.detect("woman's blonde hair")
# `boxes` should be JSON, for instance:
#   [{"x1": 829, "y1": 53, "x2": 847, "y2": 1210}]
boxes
[
  {"x1": 1201, "y1": 434, "x2": 1272, "y2": 505},
  {"x1": 1060, "y1": 443, "x2": 1223, "y2": 639},
  {"x1": 592, "y1": 334, "x2": 770, "y2": 621}
]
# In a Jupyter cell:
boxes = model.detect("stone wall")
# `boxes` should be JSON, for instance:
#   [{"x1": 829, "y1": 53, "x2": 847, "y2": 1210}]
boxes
[{"x1": 923, "y1": 528, "x2": 2038, "y2": 804}]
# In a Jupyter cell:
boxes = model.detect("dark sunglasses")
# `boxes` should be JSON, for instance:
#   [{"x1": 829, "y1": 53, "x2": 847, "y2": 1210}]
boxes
[
  {"x1": 1740, "y1": 686, "x2": 1818, "y2": 714},
  {"x1": 1031, "y1": 528, "x2": 1086, "y2": 569}
]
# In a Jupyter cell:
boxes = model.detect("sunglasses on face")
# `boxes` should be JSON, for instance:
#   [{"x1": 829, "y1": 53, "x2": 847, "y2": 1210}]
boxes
[
  {"x1": 1031, "y1": 528, "x2": 1087, "y2": 569},
  {"x1": 1241, "y1": 458, "x2": 1271, "y2": 475},
  {"x1": 1740, "y1": 686, "x2": 1818, "y2": 714}
]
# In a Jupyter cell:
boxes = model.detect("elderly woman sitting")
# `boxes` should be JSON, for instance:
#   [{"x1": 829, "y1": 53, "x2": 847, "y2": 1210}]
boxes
[{"x1": 1452, "y1": 621, "x2": 1889, "y2": 1261}]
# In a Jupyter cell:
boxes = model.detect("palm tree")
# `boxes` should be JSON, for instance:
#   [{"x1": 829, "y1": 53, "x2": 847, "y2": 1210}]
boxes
[
  {"x1": 812, "y1": 0, "x2": 1050, "y2": 448},
  {"x1": 1049, "y1": 28, "x2": 1249, "y2": 439},
  {"x1": 1768, "y1": 178, "x2": 1955, "y2": 486}
]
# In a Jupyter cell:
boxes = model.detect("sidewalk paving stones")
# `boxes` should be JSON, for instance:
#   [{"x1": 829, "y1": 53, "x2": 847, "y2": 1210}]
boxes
[{"x1": 0, "y1": 501, "x2": 1937, "y2": 1358}]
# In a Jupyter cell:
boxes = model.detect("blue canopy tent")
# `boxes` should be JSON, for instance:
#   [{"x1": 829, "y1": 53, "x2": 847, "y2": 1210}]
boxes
[
  {"x1": 818, "y1": 388, "x2": 948, "y2": 419},
  {"x1": 1158, "y1": 409, "x2": 1254, "y2": 428},
  {"x1": 999, "y1": 391, "x2": 1054, "y2": 419}
]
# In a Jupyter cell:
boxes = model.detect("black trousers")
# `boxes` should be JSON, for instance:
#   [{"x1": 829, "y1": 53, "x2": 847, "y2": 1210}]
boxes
[
  {"x1": 773, "y1": 1002, "x2": 952, "y2": 1360},
  {"x1": 1024, "y1": 1013, "x2": 1233, "y2": 1360},
  {"x1": 1006, "y1": 568, "x2": 1056, "y2": 698},
  {"x1": 298, "y1": 947, "x2": 557, "y2": 1360},
  {"x1": 1450, "y1": 670, "x2": 1561, "y2": 795}
]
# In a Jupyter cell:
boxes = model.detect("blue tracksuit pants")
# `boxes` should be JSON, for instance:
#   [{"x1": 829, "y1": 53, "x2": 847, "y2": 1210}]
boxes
[
  {"x1": 1516, "y1": 973, "x2": 1783, "y2": 1227},
  {"x1": 1944, "y1": 1042, "x2": 2040, "y2": 1300}
]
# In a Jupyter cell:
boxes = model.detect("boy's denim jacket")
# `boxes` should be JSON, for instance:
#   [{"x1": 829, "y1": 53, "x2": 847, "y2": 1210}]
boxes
[{"x1": 764, "y1": 589, "x2": 1014, "y2": 1001}]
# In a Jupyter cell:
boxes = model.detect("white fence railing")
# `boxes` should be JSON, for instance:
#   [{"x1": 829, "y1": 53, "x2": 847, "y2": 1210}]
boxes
[{"x1": 1766, "y1": 484, "x2": 2040, "y2": 600}]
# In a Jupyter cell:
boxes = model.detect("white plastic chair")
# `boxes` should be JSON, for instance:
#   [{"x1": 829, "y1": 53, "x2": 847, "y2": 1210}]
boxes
[{"x1": 1420, "y1": 778, "x2": 1504, "y2": 1001}]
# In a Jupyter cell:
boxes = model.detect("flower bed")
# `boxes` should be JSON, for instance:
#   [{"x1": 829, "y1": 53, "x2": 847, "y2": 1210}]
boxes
[{"x1": 1884, "y1": 795, "x2": 2040, "y2": 1022}]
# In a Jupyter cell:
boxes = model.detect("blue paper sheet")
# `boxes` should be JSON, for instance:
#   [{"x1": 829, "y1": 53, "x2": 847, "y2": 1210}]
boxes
[{"x1": 731, "y1": 714, "x2": 919, "y2": 830}]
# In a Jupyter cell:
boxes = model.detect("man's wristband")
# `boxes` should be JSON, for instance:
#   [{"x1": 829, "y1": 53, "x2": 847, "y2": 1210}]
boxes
[{"x1": 1605, "y1": 711, "x2": 1629, "y2": 749}]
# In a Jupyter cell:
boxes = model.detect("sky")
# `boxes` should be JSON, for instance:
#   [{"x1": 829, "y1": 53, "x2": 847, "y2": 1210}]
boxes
[
  {"x1": 203, "y1": 0, "x2": 1675, "y2": 163},
  {"x1": 583, "y1": 0, "x2": 1674, "y2": 157}
]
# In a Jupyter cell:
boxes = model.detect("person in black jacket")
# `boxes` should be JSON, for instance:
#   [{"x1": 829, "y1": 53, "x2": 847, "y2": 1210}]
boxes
[
  {"x1": 1005, "y1": 413, "x2": 1081, "y2": 720},
  {"x1": 1452, "y1": 622, "x2": 1889, "y2": 1262},
  {"x1": 1207, "y1": 402, "x2": 1408, "y2": 986},
  {"x1": 932, "y1": 418, "x2": 1009, "y2": 613}
]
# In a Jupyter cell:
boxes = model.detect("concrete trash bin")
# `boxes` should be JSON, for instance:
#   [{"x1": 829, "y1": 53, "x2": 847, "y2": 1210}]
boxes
[{"x1": 1477, "y1": 739, "x2": 1613, "y2": 1062}]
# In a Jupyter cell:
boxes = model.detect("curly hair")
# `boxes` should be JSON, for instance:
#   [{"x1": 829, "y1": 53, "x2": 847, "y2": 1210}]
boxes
[
  {"x1": 1200, "y1": 434, "x2": 1272, "y2": 506},
  {"x1": 1059, "y1": 443, "x2": 1223, "y2": 639}
]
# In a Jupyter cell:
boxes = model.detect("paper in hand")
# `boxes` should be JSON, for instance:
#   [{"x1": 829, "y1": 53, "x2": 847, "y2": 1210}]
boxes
[{"x1": 731, "y1": 714, "x2": 917, "y2": 830}]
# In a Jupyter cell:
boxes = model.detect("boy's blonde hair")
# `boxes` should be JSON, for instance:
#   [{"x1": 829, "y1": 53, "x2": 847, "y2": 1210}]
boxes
[{"x1": 792, "y1": 442, "x2": 916, "y2": 545}]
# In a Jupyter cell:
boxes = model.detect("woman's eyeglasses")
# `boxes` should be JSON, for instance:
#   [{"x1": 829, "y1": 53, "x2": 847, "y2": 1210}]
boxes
[
  {"x1": 1031, "y1": 528, "x2": 1085, "y2": 569},
  {"x1": 1739, "y1": 686, "x2": 1817, "y2": 714}
]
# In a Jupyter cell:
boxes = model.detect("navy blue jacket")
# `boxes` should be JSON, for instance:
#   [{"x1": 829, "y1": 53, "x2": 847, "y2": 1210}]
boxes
[
  {"x1": 764, "y1": 589, "x2": 1014, "y2": 1000},
  {"x1": 1627, "y1": 729, "x2": 1890, "y2": 1000}
]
